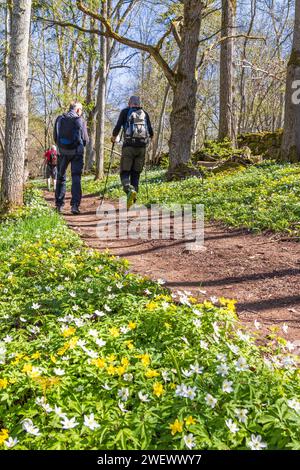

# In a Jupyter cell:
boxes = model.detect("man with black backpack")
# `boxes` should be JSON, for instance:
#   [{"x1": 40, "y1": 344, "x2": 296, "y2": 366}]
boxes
[
  {"x1": 111, "y1": 96, "x2": 153, "y2": 208},
  {"x1": 54, "y1": 102, "x2": 89, "y2": 214}
]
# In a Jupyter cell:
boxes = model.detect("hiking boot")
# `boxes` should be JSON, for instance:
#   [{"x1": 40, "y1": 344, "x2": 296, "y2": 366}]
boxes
[
  {"x1": 71, "y1": 205, "x2": 80, "y2": 215},
  {"x1": 127, "y1": 188, "x2": 137, "y2": 209},
  {"x1": 55, "y1": 206, "x2": 63, "y2": 214}
]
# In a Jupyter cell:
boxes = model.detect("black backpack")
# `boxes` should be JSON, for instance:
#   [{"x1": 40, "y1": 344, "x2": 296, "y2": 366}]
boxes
[{"x1": 57, "y1": 115, "x2": 82, "y2": 150}]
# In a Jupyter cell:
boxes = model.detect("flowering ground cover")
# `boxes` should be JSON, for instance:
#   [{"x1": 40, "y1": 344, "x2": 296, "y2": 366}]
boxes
[
  {"x1": 0, "y1": 188, "x2": 300, "y2": 450},
  {"x1": 79, "y1": 162, "x2": 300, "y2": 236}
]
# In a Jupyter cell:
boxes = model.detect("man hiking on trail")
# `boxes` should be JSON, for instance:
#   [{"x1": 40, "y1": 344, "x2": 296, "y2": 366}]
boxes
[
  {"x1": 44, "y1": 144, "x2": 57, "y2": 192},
  {"x1": 54, "y1": 102, "x2": 89, "y2": 215},
  {"x1": 111, "y1": 96, "x2": 153, "y2": 208}
]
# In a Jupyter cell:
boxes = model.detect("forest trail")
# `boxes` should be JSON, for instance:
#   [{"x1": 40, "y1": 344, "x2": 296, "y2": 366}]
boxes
[{"x1": 44, "y1": 191, "x2": 300, "y2": 343}]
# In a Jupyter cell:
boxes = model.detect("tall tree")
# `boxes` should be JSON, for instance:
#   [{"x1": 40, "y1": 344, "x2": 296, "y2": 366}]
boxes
[
  {"x1": 75, "y1": 0, "x2": 203, "y2": 178},
  {"x1": 219, "y1": 0, "x2": 236, "y2": 143},
  {"x1": 93, "y1": 0, "x2": 141, "y2": 179},
  {"x1": 1, "y1": 0, "x2": 32, "y2": 210},
  {"x1": 237, "y1": 0, "x2": 256, "y2": 134},
  {"x1": 95, "y1": 6, "x2": 107, "y2": 180},
  {"x1": 85, "y1": 16, "x2": 97, "y2": 171},
  {"x1": 281, "y1": 0, "x2": 300, "y2": 162},
  {"x1": 167, "y1": 0, "x2": 202, "y2": 177},
  {"x1": 151, "y1": 83, "x2": 170, "y2": 163}
]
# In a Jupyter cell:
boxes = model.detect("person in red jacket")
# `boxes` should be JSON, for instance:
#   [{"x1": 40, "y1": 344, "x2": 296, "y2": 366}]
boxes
[{"x1": 44, "y1": 145, "x2": 58, "y2": 191}]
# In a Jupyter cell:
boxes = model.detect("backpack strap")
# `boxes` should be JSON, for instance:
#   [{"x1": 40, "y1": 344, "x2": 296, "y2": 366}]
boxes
[{"x1": 55, "y1": 115, "x2": 63, "y2": 144}]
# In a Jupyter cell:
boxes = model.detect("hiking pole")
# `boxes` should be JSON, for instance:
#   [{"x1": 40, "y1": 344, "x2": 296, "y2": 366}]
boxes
[
  {"x1": 144, "y1": 154, "x2": 149, "y2": 201},
  {"x1": 100, "y1": 142, "x2": 115, "y2": 207}
]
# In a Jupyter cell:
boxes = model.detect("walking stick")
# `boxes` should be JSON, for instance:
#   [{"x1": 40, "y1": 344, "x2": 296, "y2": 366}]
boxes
[
  {"x1": 100, "y1": 142, "x2": 115, "y2": 207},
  {"x1": 144, "y1": 155, "x2": 149, "y2": 201}
]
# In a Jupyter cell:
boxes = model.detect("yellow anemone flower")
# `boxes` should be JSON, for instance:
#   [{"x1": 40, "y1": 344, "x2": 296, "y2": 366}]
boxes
[
  {"x1": 0, "y1": 378, "x2": 8, "y2": 389},
  {"x1": 22, "y1": 363, "x2": 32, "y2": 373},
  {"x1": 146, "y1": 301, "x2": 158, "y2": 311},
  {"x1": 169, "y1": 419, "x2": 183, "y2": 435},
  {"x1": 139, "y1": 354, "x2": 150, "y2": 367},
  {"x1": 121, "y1": 357, "x2": 130, "y2": 367},
  {"x1": 185, "y1": 416, "x2": 196, "y2": 426},
  {"x1": 153, "y1": 382, "x2": 164, "y2": 397},
  {"x1": 62, "y1": 327, "x2": 76, "y2": 338},
  {"x1": 91, "y1": 358, "x2": 106, "y2": 369},
  {"x1": 145, "y1": 369, "x2": 160, "y2": 378},
  {"x1": 0, "y1": 429, "x2": 9, "y2": 445},
  {"x1": 106, "y1": 365, "x2": 116, "y2": 375},
  {"x1": 31, "y1": 352, "x2": 41, "y2": 360},
  {"x1": 109, "y1": 327, "x2": 120, "y2": 338}
]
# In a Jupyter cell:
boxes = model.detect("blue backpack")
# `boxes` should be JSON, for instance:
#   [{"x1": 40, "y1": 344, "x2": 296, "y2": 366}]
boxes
[{"x1": 57, "y1": 115, "x2": 82, "y2": 150}]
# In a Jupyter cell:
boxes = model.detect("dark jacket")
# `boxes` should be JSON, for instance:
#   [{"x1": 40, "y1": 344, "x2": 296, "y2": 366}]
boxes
[
  {"x1": 113, "y1": 107, "x2": 154, "y2": 147},
  {"x1": 54, "y1": 110, "x2": 89, "y2": 156}
]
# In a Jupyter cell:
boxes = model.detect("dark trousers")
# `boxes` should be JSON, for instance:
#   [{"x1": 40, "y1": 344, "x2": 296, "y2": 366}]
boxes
[
  {"x1": 120, "y1": 146, "x2": 146, "y2": 193},
  {"x1": 46, "y1": 164, "x2": 57, "y2": 179},
  {"x1": 55, "y1": 154, "x2": 84, "y2": 207}
]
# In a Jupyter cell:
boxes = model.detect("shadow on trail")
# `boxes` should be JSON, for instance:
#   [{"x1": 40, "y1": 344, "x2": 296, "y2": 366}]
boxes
[
  {"x1": 238, "y1": 295, "x2": 300, "y2": 312},
  {"x1": 166, "y1": 268, "x2": 300, "y2": 287}
]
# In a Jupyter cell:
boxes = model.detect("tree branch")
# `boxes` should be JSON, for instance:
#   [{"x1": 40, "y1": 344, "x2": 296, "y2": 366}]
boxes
[
  {"x1": 199, "y1": 32, "x2": 265, "y2": 45},
  {"x1": 198, "y1": 34, "x2": 266, "y2": 69},
  {"x1": 171, "y1": 18, "x2": 183, "y2": 48},
  {"x1": 240, "y1": 60, "x2": 285, "y2": 82},
  {"x1": 35, "y1": 16, "x2": 106, "y2": 37},
  {"x1": 76, "y1": 0, "x2": 176, "y2": 88},
  {"x1": 156, "y1": 23, "x2": 173, "y2": 51}
]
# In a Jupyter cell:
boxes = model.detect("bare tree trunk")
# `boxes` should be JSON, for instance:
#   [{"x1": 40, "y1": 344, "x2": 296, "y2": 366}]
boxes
[
  {"x1": 0, "y1": 120, "x2": 4, "y2": 153},
  {"x1": 219, "y1": 0, "x2": 236, "y2": 143},
  {"x1": 0, "y1": 113, "x2": 4, "y2": 182},
  {"x1": 24, "y1": 13, "x2": 31, "y2": 184},
  {"x1": 85, "y1": 18, "x2": 97, "y2": 172},
  {"x1": 4, "y1": 2, "x2": 10, "y2": 91},
  {"x1": 23, "y1": 78, "x2": 30, "y2": 183},
  {"x1": 192, "y1": 114, "x2": 202, "y2": 153},
  {"x1": 237, "y1": 0, "x2": 256, "y2": 134},
  {"x1": 85, "y1": 114, "x2": 96, "y2": 171},
  {"x1": 281, "y1": 0, "x2": 300, "y2": 162},
  {"x1": 276, "y1": 89, "x2": 285, "y2": 130},
  {"x1": 95, "y1": 1, "x2": 107, "y2": 180},
  {"x1": 151, "y1": 83, "x2": 170, "y2": 163},
  {"x1": 1, "y1": 0, "x2": 32, "y2": 210},
  {"x1": 167, "y1": 0, "x2": 202, "y2": 177},
  {"x1": 42, "y1": 28, "x2": 48, "y2": 150},
  {"x1": 94, "y1": 35, "x2": 107, "y2": 180},
  {"x1": 0, "y1": 3, "x2": 10, "y2": 186}
]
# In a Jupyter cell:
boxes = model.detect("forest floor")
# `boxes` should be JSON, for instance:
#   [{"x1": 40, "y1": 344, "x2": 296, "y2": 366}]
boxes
[{"x1": 44, "y1": 190, "x2": 300, "y2": 345}]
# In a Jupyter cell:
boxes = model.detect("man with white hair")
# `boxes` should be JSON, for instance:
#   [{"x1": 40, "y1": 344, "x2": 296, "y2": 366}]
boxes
[
  {"x1": 44, "y1": 144, "x2": 57, "y2": 192},
  {"x1": 111, "y1": 95, "x2": 153, "y2": 208},
  {"x1": 54, "y1": 102, "x2": 89, "y2": 214}
]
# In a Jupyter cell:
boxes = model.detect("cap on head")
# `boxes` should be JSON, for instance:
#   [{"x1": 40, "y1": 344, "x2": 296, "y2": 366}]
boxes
[{"x1": 128, "y1": 96, "x2": 141, "y2": 107}]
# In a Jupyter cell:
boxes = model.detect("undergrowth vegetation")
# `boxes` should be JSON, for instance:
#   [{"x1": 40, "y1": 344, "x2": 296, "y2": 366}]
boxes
[
  {"x1": 80, "y1": 162, "x2": 300, "y2": 236},
  {"x1": 0, "y1": 188, "x2": 300, "y2": 450}
]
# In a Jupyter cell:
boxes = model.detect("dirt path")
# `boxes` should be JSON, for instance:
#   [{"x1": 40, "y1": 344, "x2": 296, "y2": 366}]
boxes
[{"x1": 45, "y1": 191, "x2": 300, "y2": 343}]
